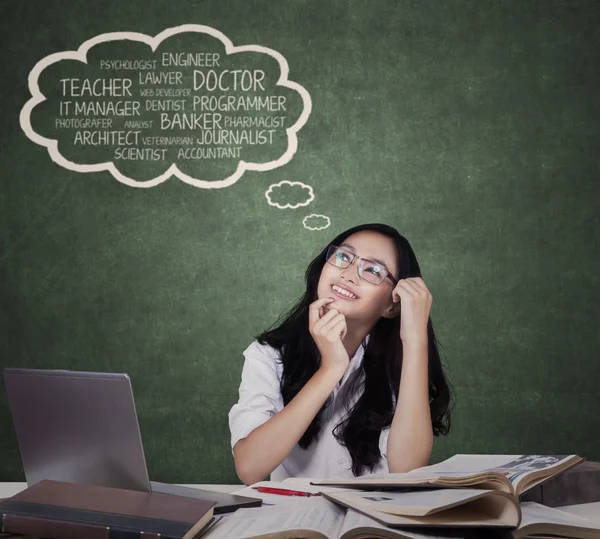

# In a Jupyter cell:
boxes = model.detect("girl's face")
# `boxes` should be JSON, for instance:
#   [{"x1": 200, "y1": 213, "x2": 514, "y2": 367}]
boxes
[{"x1": 317, "y1": 230, "x2": 399, "y2": 322}]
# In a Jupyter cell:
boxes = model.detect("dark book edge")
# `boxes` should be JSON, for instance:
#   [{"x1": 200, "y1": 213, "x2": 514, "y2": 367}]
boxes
[
  {"x1": 197, "y1": 515, "x2": 223, "y2": 538},
  {"x1": 0, "y1": 499, "x2": 197, "y2": 537}
]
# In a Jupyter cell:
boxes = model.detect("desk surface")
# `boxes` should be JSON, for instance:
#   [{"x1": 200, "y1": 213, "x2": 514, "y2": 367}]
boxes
[{"x1": 2, "y1": 482, "x2": 600, "y2": 522}]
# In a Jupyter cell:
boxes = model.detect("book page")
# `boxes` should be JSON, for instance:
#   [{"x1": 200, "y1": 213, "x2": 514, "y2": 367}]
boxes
[
  {"x1": 399, "y1": 454, "x2": 576, "y2": 488},
  {"x1": 409, "y1": 455, "x2": 577, "y2": 494},
  {"x1": 203, "y1": 497, "x2": 345, "y2": 539},
  {"x1": 406, "y1": 455, "x2": 519, "y2": 476},
  {"x1": 357, "y1": 455, "x2": 519, "y2": 481},
  {"x1": 324, "y1": 497, "x2": 515, "y2": 528},
  {"x1": 339, "y1": 507, "x2": 476, "y2": 538},
  {"x1": 328, "y1": 488, "x2": 496, "y2": 517},
  {"x1": 520, "y1": 501, "x2": 600, "y2": 529},
  {"x1": 489, "y1": 455, "x2": 579, "y2": 492}
]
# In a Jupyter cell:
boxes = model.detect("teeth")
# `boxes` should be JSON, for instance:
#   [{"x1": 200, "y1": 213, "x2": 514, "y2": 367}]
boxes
[{"x1": 333, "y1": 285, "x2": 356, "y2": 299}]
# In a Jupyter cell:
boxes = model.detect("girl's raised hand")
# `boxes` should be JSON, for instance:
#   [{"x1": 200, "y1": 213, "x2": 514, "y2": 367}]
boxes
[
  {"x1": 308, "y1": 297, "x2": 350, "y2": 375},
  {"x1": 392, "y1": 277, "x2": 432, "y2": 345}
]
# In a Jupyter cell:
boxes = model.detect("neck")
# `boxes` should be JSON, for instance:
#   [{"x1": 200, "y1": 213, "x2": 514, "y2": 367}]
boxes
[{"x1": 342, "y1": 319, "x2": 374, "y2": 358}]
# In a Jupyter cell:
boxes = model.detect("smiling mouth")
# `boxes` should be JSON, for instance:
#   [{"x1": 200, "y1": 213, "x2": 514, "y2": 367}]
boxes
[{"x1": 331, "y1": 284, "x2": 358, "y2": 300}]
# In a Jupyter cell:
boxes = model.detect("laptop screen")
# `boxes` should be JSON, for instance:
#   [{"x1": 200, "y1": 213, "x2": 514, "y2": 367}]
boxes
[{"x1": 3, "y1": 368, "x2": 152, "y2": 492}]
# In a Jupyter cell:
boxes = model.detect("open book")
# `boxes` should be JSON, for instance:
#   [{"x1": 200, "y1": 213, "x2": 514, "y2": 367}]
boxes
[
  {"x1": 313, "y1": 454, "x2": 584, "y2": 497},
  {"x1": 202, "y1": 496, "x2": 493, "y2": 539},
  {"x1": 513, "y1": 502, "x2": 600, "y2": 539},
  {"x1": 202, "y1": 496, "x2": 600, "y2": 539},
  {"x1": 322, "y1": 488, "x2": 520, "y2": 528}
]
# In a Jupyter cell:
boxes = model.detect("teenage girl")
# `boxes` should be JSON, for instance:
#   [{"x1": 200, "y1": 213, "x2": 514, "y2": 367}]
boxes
[{"x1": 229, "y1": 223, "x2": 452, "y2": 485}]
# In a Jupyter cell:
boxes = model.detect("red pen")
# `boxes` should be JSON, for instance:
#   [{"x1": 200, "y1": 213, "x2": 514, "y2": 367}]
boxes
[{"x1": 256, "y1": 486, "x2": 320, "y2": 497}]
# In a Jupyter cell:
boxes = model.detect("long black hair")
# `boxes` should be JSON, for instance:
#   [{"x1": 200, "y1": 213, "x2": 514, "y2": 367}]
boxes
[{"x1": 256, "y1": 223, "x2": 453, "y2": 476}]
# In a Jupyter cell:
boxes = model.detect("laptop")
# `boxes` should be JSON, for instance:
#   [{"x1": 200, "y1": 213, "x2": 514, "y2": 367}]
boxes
[{"x1": 3, "y1": 367, "x2": 261, "y2": 514}]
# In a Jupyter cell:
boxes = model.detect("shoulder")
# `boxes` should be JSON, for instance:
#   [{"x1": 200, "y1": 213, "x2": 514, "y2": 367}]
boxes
[
  {"x1": 243, "y1": 339, "x2": 281, "y2": 362},
  {"x1": 241, "y1": 339, "x2": 283, "y2": 378}
]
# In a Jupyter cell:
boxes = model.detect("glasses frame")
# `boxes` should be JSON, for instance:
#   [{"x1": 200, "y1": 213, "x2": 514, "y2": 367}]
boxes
[{"x1": 325, "y1": 245, "x2": 398, "y2": 286}]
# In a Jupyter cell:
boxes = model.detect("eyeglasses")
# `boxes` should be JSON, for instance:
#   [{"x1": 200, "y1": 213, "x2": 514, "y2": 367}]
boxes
[{"x1": 325, "y1": 245, "x2": 398, "y2": 286}]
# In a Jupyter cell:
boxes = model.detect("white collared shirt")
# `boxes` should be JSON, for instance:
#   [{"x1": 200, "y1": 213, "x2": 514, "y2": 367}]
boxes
[{"x1": 228, "y1": 338, "x2": 391, "y2": 480}]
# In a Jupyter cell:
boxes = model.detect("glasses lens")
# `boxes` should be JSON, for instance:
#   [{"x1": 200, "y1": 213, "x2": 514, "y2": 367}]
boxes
[
  {"x1": 360, "y1": 260, "x2": 386, "y2": 285},
  {"x1": 327, "y1": 246, "x2": 351, "y2": 268}
]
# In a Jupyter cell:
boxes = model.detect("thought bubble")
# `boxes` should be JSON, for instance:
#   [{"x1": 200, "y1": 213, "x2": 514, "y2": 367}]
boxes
[
  {"x1": 265, "y1": 181, "x2": 314, "y2": 209},
  {"x1": 303, "y1": 214, "x2": 331, "y2": 231},
  {"x1": 19, "y1": 25, "x2": 311, "y2": 188}
]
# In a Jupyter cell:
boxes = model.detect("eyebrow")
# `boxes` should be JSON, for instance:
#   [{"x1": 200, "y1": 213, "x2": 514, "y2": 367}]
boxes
[{"x1": 339, "y1": 243, "x2": 391, "y2": 269}]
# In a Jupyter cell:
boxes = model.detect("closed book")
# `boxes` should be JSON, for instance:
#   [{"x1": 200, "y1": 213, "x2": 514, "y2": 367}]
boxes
[
  {"x1": 0, "y1": 479, "x2": 215, "y2": 539},
  {"x1": 519, "y1": 461, "x2": 600, "y2": 507}
]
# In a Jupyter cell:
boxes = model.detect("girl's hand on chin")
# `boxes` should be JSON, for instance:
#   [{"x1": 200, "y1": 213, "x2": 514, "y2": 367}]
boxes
[{"x1": 309, "y1": 297, "x2": 350, "y2": 375}]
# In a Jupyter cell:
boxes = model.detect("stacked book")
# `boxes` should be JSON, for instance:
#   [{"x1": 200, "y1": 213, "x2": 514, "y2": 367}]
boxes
[
  {"x1": 203, "y1": 454, "x2": 600, "y2": 539},
  {"x1": 0, "y1": 480, "x2": 219, "y2": 539}
]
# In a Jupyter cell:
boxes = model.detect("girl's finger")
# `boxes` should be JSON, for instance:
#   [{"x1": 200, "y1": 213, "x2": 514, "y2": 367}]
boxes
[
  {"x1": 320, "y1": 313, "x2": 345, "y2": 335},
  {"x1": 392, "y1": 283, "x2": 409, "y2": 303},
  {"x1": 411, "y1": 277, "x2": 428, "y2": 290},
  {"x1": 309, "y1": 298, "x2": 335, "y2": 326},
  {"x1": 312, "y1": 308, "x2": 340, "y2": 333},
  {"x1": 403, "y1": 278, "x2": 428, "y2": 297},
  {"x1": 395, "y1": 280, "x2": 419, "y2": 300},
  {"x1": 325, "y1": 318, "x2": 347, "y2": 341}
]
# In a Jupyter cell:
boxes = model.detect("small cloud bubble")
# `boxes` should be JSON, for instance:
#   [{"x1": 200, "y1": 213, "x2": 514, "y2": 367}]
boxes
[
  {"x1": 303, "y1": 214, "x2": 330, "y2": 231},
  {"x1": 265, "y1": 180, "x2": 314, "y2": 209}
]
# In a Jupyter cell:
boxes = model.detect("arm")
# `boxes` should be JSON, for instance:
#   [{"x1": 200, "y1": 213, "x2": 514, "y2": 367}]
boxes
[
  {"x1": 386, "y1": 337, "x2": 433, "y2": 472},
  {"x1": 233, "y1": 364, "x2": 344, "y2": 485},
  {"x1": 385, "y1": 277, "x2": 435, "y2": 473},
  {"x1": 232, "y1": 297, "x2": 350, "y2": 485}
]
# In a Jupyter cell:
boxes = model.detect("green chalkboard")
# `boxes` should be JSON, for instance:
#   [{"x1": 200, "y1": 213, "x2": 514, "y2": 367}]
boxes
[{"x1": 1, "y1": 0, "x2": 599, "y2": 484}]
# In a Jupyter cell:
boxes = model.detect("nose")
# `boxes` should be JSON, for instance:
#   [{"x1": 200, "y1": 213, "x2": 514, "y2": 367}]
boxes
[{"x1": 340, "y1": 262, "x2": 359, "y2": 284}]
